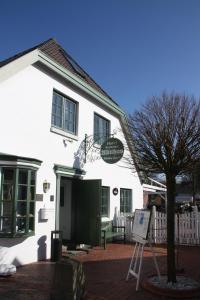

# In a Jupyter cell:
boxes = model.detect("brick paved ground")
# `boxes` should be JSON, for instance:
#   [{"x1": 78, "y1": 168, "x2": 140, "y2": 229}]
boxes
[{"x1": 0, "y1": 243, "x2": 200, "y2": 300}]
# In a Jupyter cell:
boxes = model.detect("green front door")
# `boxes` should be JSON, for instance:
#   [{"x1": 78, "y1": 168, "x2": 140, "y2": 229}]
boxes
[{"x1": 73, "y1": 179, "x2": 102, "y2": 246}]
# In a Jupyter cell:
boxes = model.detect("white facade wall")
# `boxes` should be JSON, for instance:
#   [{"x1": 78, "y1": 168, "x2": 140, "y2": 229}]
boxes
[{"x1": 0, "y1": 65, "x2": 143, "y2": 265}]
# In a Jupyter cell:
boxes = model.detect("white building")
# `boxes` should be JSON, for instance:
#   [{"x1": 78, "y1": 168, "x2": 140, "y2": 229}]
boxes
[{"x1": 0, "y1": 38, "x2": 143, "y2": 266}]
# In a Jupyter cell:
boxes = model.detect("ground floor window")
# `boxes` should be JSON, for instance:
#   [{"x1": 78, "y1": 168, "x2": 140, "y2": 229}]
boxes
[
  {"x1": 0, "y1": 167, "x2": 36, "y2": 237},
  {"x1": 101, "y1": 186, "x2": 110, "y2": 217},
  {"x1": 120, "y1": 188, "x2": 132, "y2": 213}
]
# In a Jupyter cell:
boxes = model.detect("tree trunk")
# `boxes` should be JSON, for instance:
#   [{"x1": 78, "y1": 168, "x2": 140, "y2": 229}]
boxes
[{"x1": 166, "y1": 174, "x2": 176, "y2": 283}]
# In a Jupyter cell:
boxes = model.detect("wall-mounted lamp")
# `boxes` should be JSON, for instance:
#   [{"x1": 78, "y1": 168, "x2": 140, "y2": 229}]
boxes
[
  {"x1": 63, "y1": 139, "x2": 68, "y2": 147},
  {"x1": 43, "y1": 180, "x2": 50, "y2": 193},
  {"x1": 63, "y1": 138, "x2": 73, "y2": 147}
]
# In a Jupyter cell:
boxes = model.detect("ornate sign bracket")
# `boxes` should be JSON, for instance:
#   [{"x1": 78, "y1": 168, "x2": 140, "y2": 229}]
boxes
[
  {"x1": 84, "y1": 133, "x2": 124, "y2": 164},
  {"x1": 84, "y1": 133, "x2": 115, "y2": 163}
]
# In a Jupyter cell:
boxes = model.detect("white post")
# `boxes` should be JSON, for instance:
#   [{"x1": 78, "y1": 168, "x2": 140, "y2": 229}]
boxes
[
  {"x1": 55, "y1": 174, "x2": 61, "y2": 231},
  {"x1": 113, "y1": 206, "x2": 118, "y2": 226},
  {"x1": 152, "y1": 206, "x2": 157, "y2": 243}
]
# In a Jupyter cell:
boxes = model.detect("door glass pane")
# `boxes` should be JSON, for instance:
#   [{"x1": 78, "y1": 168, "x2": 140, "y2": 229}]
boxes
[
  {"x1": 29, "y1": 217, "x2": 34, "y2": 232},
  {"x1": 16, "y1": 218, "x2": 26, "y2": 233},
  {"x1": 18, "y1": 170, "x2": 28, "y2": 184},
  {"x1": 3, "y1": 169, "x2": 14, "y2": 183},
  {"x1": 0, "y1": 217, "x2": 12, "y2": 233},
  {"x1": 29, "y1": 202, "x2": 34, "y2": 216},
  {"x1": 30, "y1": 186, "x2": 35, "y2": 201},
  {"x1": 101, "y1": 187, "x2": 109, "y2": 217},
  {"x1": 30, "y1": 171, "x2": 36, "y2": 185},
  {"x1": 0, "y1": 202, "x2": 12, "y2": 217},
  {"x1": 2, "y1": 184, "x2": 13, "y2": 201},
  {"x1": 0, "y1": 169, "x2": 14, "y2": 234},
  {"x1": 18, "y1": 185, "x2": 27, "y2": 200},
  {"x1": 17, "y1": 202, "x2": 26, "y2": 217},
  {"x1": 2, "y1": 169, "x2": 14, "y2": 201}
]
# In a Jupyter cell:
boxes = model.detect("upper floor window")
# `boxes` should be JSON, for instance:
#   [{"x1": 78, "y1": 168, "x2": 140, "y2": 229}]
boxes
[
  {"x1": 0, "y1": 167, "x2": 36, "y2": 237},
  {"x1": 94, "y1": 113, "x2": 110, "y2": 145},
  {"x1": 120, "y1": 188, "x2": 132, "y2": 214},
  {"x1": 51, "y1": 91, "x2": 77, "y2": 135}
]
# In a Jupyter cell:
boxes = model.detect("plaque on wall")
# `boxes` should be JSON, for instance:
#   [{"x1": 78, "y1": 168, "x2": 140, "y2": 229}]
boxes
[{"x1": 36, "y1": 194, "x2": 43, "y2": 201}]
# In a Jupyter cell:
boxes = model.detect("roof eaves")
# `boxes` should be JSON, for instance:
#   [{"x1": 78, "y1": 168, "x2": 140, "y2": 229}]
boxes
[
  {"x1": 0, "y1": 49, "x2": 39, "y2": 83},
  {"x1": 0, "y1": 38, "x2": 54, "y2": 68}
]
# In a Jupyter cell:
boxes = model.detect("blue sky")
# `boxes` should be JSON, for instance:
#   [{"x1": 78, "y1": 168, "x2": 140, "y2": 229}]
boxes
[{"x1": 1, "y1": 0, "x2": 200, "y2": 113}]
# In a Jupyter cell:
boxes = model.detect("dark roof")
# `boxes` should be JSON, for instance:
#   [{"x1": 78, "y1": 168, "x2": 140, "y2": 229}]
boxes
[
  {"x1": 0, "y1": 38, "x2": 118, "y2": 105},
  {"x1": 0, "y1": 152, "x2": 42, "y2": 165},
  {"x1": 0, "y1": 39, "x2": 51, "y2": 68}
]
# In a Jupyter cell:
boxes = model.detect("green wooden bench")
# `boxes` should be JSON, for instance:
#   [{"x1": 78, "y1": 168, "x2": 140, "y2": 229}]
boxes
[{"x1": 101, "y1": 221, "x2": 126, "y2": 249}]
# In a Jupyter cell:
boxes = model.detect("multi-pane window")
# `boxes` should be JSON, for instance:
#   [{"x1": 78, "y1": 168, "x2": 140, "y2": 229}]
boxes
[
  {"x1": 51, "y1": 91, "x2": 77, "y2": 135},
  {"x1": 0, "y1": 168, "x2": 36, "y2": 237},
  {"x1": 120, "y1": 188, "x2": 132, "y2": 213},
  {"x1": 94, "y1": 113, "x2": 110, "y2": 144},
  {"x1": 101, "y1": 186, "x2": 110, "y2": 217},
  {"x1": 1, "y1": 169, "x2": 14, "y2": 234}
]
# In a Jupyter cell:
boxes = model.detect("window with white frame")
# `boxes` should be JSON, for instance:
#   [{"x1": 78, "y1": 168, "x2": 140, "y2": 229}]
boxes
[
  {"x1": 120, "y1": 188, "x2": 132, "y2": 213},
  {"x1": 101, "y1": 186, "x2": 110, "y2": 217},
  {"x1": 94, "y1": 113, "x2": 110, "y2": 144},
  {"x1": 51, "y1": 91, "x2": 77, "y2": 135}
]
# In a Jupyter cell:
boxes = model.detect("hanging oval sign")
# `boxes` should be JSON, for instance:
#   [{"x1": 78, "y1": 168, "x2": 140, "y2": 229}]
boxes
[{"x1": 100, "y1": 137, "x2": 124, "y2": 164}]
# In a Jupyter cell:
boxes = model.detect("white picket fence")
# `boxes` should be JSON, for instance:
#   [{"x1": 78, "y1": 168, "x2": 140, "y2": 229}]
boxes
[{"x1": 113, "y1": 206, "x2": 200, "y2": 245}]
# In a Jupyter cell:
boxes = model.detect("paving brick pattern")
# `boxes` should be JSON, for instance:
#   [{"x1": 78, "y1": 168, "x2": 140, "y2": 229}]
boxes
[{"x1": 0, "y1": 243, "x2": 200, "y2": 300}]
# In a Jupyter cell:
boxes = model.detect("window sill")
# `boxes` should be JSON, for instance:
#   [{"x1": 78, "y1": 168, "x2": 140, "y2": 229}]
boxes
[
  {"x1": 50, "y1": 127, "x2": 78, "y2": 141},
  {"x1": 101, "y1": 217, "x2": 110, "y2": 222}
]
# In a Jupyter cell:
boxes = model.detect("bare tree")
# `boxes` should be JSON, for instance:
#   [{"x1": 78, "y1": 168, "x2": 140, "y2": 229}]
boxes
[{"x1": 128, "y1": 93, "x2": 200, "y2": 283}]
